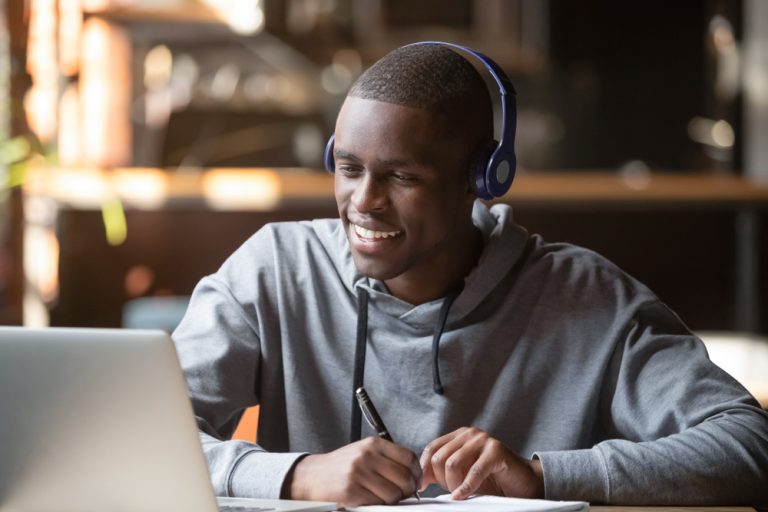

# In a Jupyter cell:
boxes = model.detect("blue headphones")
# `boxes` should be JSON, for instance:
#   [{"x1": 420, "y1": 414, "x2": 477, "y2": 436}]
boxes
[{"x1": 323, "y1": 41, "x2": 517, "y2": 200}]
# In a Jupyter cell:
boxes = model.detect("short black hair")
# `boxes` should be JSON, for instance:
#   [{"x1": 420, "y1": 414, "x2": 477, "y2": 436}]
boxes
[{"x1": 348, "y1": 43, "x2": 492, "y2": 117}]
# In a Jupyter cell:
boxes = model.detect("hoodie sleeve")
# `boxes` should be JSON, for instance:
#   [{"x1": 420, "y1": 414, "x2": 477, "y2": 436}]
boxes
[
  {"x1": 536, "y1": 300, "x2": 768, "y2": 506},
  {"x1": 173, "y1": 258, "x2": 307, "y2": 499}
]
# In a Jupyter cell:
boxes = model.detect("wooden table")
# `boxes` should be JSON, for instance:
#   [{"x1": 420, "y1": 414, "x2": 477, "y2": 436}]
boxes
[{"x1": 591, "y1": 507, "x2": 755, "y2": 512}]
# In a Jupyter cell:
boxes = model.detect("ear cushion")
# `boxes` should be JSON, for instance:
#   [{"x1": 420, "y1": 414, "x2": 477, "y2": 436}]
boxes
[
  {"x1": 485, "y1": 143, "x2": 516, "y2": 199},
  {"x1": 324, "y1": 134, "x2": 336, "y2": 173},
  {"x1": 471, "y1": 140, "x2": 498, "y2": 200}
]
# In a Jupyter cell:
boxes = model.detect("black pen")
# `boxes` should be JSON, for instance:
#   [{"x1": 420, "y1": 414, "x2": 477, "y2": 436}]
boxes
[{"x1": 355, "y1": 387, "x2": 421, "y2": 500}]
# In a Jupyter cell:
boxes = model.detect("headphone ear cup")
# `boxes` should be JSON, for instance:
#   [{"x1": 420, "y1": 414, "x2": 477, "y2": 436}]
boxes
[
  {"x1": 324, "y1": 134, "x2": 336, "y2": 173},
  {"x1": 471, "y1": 140, "x2": 498, "y2": 200}
]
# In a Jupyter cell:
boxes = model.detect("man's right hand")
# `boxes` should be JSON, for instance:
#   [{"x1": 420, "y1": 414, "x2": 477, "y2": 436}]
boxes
[{"x1": 286, "y1": 437, "x2": 422, "y2": 507}]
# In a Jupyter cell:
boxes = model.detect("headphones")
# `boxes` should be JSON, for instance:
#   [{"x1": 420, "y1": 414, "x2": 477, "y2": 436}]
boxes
[{"x1": 323, "y1": 41, "x2": 517, "y2": 200}]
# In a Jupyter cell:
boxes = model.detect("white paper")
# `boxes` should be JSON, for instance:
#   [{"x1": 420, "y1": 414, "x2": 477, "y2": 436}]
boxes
[{"x1": 347, "y1": 494, "x2": 589, "y2": 512}]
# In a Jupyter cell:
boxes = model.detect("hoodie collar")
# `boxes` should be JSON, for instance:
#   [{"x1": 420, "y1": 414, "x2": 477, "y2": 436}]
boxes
[{"x1": 321, "y1": 200, "x2": 529, "y2": 326}]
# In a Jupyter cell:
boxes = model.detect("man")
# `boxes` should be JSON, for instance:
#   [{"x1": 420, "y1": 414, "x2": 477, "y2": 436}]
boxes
[{"x1": 173, "y1": 43, "x2": 768, "y2": 507}]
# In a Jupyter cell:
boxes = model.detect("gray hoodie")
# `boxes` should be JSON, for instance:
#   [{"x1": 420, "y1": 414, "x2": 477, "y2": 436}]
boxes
[{"x1": 172, "y1": 201, "x2": 768, "y2": 506}]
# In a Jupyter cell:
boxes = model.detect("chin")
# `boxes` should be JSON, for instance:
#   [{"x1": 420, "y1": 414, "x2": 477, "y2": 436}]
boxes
[{"x1": 350, "y1": 253, "x2": 403, "y2": 282}]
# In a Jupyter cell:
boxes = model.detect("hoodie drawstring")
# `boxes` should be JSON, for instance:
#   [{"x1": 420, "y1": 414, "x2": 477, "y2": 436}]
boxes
[
  {"x1": 350, "y1": 287, "x2": 459, "y2": 442},
  {"x1": 350, "y1": 287, "x2": 369, "y2": 443},
  {"x1": 431, "y1": 291, "x2": 459, "y2": 395}
]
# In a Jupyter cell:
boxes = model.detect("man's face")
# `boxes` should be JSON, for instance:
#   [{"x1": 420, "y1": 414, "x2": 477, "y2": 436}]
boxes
[{"x1": 333, "y1": 96, "x2": 475, "y2": 285}]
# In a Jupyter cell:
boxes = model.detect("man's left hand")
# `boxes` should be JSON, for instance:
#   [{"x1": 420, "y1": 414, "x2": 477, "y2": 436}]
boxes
[{"x1": 419, "y1": 427, "x2": 544, "y2": 500}]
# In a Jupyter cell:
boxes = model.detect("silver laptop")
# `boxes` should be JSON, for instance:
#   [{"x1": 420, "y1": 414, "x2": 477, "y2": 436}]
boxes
[{"x1": 0, "y1": 327, "x2": 336, "y2": 512}]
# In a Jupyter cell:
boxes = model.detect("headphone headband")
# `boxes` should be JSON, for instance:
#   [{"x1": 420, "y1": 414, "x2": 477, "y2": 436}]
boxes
[{"x1": 324, "y1": 41, "x2": 518, "y2": 199}]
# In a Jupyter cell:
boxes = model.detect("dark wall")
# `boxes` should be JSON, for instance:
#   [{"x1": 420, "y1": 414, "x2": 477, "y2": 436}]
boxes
[{"x1": 528, "y1": 0, "x2": 736, "y2": 171}]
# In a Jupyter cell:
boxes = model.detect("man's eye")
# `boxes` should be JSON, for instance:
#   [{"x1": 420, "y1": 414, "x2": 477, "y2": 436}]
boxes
[
  {"x1": 392, "y1": 173, "x2": 414, "y2": 183},
  {"x1": 338, "y1": 166, "x2": 362, "y2": 176}
]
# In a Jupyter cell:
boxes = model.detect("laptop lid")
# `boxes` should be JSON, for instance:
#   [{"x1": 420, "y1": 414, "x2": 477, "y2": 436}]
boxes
[
  {"x1": 0, "y1": 326, "x2": 219, "y2": 512},
  {"x1": 0, "y1": 327, "x2": 334, "y2": 512}
]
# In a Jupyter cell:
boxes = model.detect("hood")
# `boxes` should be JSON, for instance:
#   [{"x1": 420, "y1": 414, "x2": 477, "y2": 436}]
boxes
[{"x1": 316, "y1": 200, "x2": 530, "y2": 330}]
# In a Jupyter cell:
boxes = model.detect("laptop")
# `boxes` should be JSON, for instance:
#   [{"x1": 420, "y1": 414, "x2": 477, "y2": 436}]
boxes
[{"x1": 0, "y1": 326, "x2": 336, "y2": 512}]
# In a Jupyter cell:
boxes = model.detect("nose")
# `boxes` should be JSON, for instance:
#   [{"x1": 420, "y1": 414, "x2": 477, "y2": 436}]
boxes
[{"x1": 351, "y1": 172, "x2": 387, "y2": 213}]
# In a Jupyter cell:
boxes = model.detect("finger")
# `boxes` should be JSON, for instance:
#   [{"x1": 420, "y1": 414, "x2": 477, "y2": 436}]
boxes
[
  {"x1": 451, "y1": 442, "x2": 503, "y2": 500},
  {"x1": 370, "y1": 453, "x2": 419, "y2": 501},
  {"x1": 443, "y1": 437, "x2": 487, "y2": 492},
  {"x1": 419, "y1": 428, "x2": 467, "y2": 489},
  {"x1": 429, "y1": 429, "x2": 477, "y2": 491},
  {"x1": 377, "y1": 439, "x2": 422, "y2": 484},
  {"x1": 356, "y1": 463, "x2": 411, "y2": 505}
]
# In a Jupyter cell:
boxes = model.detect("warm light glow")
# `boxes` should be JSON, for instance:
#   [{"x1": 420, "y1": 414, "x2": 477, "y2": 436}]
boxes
[
  {"x1": 23, "y1": 86, "x2": 58, "y2": 142},
  {"x1": 59, "y1": 84, "x2": 81, "y2": 166},
  {"x1": 59, "y1": 0, "x2": 83, "y2": 76},
  {"x1": 202, "y1": 169, "x2": 280, "y2": 210},
  {"x1": 711, "y1": 120, "x2": 735, "y2": 148},
  {"x1": 143, "y1": 45, "x2": 176, "y2": 132},
  {"x1": 23, "y1": 196, "x2": 58, "y2": 327},
  {"x1": 144, "y1": 44, "x2": 173, "y2": 89},
  {"x1": 203, "y1": 0, "x2": 265, "y2": 35},
  {"x1": 49, "y1": 167, "x2": 110, "y2": 206},
  {"x1": 687, "y1": 116, "x2": 735, "y2": 149},
  {"x1": 80, "y1": 0, "x2": 110, "y2": 10},
  {"x1": 112, "y1": 168, "x2": 169, "y2": 209},
  {"x1": 81, "y1": 17, "x2": 132, "y2": 166},
  {"x1": 23, "y1": 224, "x2": 60, "y2": 304},
  {"x1": 25, "y1": 0, "x2": 59, "y2": 142},
  {"x1": 23, "y1": 290, "x2": 50, "y2": 327},
  {"x1": 27, "y1": 0, "x2": 57, "y2": 79},
  {"x1": 229, "y1": 0, "x2": 265, "y2": 35}
]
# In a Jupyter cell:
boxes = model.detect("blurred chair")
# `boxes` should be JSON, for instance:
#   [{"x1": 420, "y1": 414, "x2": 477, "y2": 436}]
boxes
[
  {"x1": 122, "y1": 296, "x2": 190, "y2": 332},
  {"x1": 122, "y1": 295, "x2": 259, "y2": 442}
]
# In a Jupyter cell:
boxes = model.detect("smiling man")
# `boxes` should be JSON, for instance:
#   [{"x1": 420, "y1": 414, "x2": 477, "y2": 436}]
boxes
[
  {"x1": 172, "y1": 43, "x2": 768, "y2": 508},
  {"x1": 333, "y1": 95, "x2": 484, "y2": 305}
]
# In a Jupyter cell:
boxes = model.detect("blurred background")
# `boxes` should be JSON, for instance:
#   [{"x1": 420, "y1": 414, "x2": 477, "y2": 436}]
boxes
[{"x1": 1, "y1": 0, "x2": 768, "y2": 404}]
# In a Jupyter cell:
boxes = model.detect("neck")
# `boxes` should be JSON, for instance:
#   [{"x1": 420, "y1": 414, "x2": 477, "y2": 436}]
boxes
[{"x1": 384, "y1": 225, "x2": 483, "y2": 306}]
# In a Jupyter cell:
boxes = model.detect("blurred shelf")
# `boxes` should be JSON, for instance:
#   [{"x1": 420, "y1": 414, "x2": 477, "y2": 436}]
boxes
[
  {"x1": 505, "y1": 172, "x2": 768, "y2": 208},
  {"x1": 22, "y1": 167, "x2": 335, "y2": 211},
  {"x1": 22, "y1": 167, "x2": 768, "y2": 211}
]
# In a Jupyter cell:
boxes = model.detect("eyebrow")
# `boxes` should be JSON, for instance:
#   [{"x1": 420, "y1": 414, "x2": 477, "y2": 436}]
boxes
[{"x1": 333, "y1": 149, "x2": 424, "y2": 168}]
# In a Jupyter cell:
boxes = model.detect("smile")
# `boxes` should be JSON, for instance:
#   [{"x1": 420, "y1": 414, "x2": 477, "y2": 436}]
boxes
[{"x1": 352, "y1": 223, "x2": 402, "y2": 240}]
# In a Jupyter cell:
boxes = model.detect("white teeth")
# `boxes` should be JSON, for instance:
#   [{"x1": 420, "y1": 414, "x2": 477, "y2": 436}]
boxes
[{"x1": 353, "y1": 223, "x2": 401, "y2": 240}]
